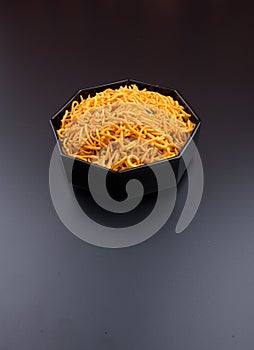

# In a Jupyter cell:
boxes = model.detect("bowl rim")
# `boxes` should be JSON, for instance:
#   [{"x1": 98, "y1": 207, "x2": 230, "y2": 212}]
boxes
[{"x1": 49, "y1": 79, "x2": 202, "y2": 174}]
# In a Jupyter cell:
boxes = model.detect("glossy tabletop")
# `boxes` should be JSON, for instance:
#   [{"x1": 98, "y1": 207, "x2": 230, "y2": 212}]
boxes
[{"x1": 1, "y1": 1, "x2": 254, "y2": 349}]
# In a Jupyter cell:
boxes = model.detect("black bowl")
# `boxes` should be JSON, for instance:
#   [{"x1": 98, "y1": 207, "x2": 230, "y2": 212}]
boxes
[{"x1": 50, "y1": 79, "x2": 201, "y2": 201}]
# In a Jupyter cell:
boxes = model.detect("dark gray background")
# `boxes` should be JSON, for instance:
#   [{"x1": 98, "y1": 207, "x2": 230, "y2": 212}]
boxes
[{"x1": 1, "y1": 1, "x2": 254, "y2": 349}]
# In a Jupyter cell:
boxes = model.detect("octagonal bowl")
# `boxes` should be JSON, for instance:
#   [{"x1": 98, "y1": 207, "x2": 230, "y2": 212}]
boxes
[{"x1": 50, "y1": 79, "x2": 201, "y2": 201}]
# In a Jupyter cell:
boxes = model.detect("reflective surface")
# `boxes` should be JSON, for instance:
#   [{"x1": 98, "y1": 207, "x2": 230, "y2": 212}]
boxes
[{"x1": 1, "y1": 1, "x2": 254, "y2": 349}]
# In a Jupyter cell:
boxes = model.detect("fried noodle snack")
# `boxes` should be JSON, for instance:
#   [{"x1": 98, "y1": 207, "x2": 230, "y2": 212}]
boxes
[{"x1": 57, "y1": 85, "x2": 196, "y2": 171}]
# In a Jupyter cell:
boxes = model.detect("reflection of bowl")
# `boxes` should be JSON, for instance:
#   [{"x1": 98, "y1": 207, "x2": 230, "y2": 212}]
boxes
[{"x1": 50, "y1": 79, "x2": 201, "y2": 200}]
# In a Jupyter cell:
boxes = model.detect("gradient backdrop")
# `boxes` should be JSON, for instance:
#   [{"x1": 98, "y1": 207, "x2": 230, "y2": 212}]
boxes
[{"x1": 1, "y1": 1, "x2": 254, "y2": 349}]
